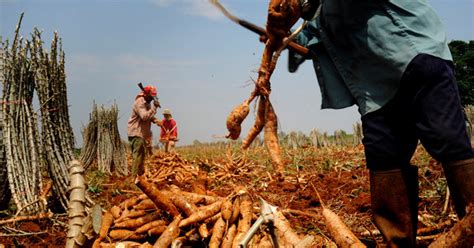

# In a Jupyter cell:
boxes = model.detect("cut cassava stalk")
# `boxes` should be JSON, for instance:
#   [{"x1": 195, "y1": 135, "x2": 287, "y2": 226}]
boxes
[
  {"x1": 3, "y1": 13, "x2": 85, "y2": 215},
  {"x1": 0, "y1": 211, "x2": 53, "y2": 225},
  {"x1": 80, "y1": 103, "x2": 127, "y2": 175},
  {"x1": 31, "y1": 29, "x2": 80, "y2": 210},
  {"x1": 80, "y1": 103, "x2": 97, "y2": 169},
  {"x1": 78, "y1": 214, "x2": 95, "y2": 246},
  {"x1": 417, "y1": 219, "x2": 453, "y2": 236},
  {"x1": 38, "y1": 180, "x2": 52, "y2": 211},
  {"x1": 2, "y1": 14, "x2": 44, "y2": 215},
  {"x1": 65, "y1": 160, "x2": 88, "y2": 248}
]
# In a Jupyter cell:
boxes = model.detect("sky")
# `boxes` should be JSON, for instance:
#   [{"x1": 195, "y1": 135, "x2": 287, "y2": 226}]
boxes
[{"x1": 1, "y1": 0, "x2": 473, "y2": 147}]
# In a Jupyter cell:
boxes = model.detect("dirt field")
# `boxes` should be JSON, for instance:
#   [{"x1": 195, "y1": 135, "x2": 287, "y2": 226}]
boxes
[{"x1": 0, "y1": 143, "x2": 454, "y2": 247}]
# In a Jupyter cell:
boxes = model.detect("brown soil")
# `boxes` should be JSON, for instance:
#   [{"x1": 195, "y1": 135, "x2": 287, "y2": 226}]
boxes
[
  {"x1": 0, "y1": 145, "x2": 451, "y2": 247},
  {"x1": 0, "y1": 218, "x2": 67, "y2": 247}
]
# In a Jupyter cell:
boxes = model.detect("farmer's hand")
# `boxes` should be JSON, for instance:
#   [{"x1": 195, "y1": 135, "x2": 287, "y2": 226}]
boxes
[
  {"x1": 154, "y1": 119, "x2": 163, "y2": 127},
  {"x1": 300, "y1": 0, "x2": 320, "y2": 20},
  {"x1": 267, "y1": 0, "x2": 302, "y2": 39}
]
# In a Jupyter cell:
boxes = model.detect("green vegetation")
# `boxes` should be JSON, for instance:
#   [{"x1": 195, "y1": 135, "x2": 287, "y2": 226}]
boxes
[
  {"x1": 87, "y1": 170, "x2": 106, "y2": 194},
  {"x1": 449, "y1": 40, "x2": 474, "y2": 106}
]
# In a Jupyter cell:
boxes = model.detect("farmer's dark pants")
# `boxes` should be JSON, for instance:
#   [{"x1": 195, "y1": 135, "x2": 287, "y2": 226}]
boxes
[
  {"x1": 129, "y1": 136, "x2": 145, "y2": 176},
  {"x1": 362, "y1": 54, "x2": 474, "y2": 171}
]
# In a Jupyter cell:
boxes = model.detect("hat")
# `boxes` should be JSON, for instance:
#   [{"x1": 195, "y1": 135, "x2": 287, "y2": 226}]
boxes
[
  {"x1": 163, "y1": 109, "x2": 172, "y2": 115},
  {"x1": 143, "y1": 85, "x2": 157, "y2": 97}
]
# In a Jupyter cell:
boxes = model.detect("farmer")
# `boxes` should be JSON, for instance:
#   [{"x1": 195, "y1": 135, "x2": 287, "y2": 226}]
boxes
[
  {"x1": 127, "y1": 85, "x2": 160, "y2": 176},
  {"x1": 266, "y1": 0, "x2": 474, "y2": 247},
  {"x1": 159, "y1": 109, "x2": 178, "y2": 153}
]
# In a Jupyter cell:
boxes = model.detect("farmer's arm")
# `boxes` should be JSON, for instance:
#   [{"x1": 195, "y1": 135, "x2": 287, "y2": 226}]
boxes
[
  {"x1": 160, "y1": 120, "x2": 173, "y2": 139},
  {"x1": 153, "y1": 117, "x2": 163, "y2": 127},
  {"x1": 169, "y1": 119, "x2": 178, "y2": 140},
  {"x1": 288, "y1": 20, "x2": 319, "y2": 72},
  {"x1": 134, "y1": 98, "x2": 157, "y2": 121},
  {"x1": 160, "y1": 125, "x2": 167, "y2": 140}
]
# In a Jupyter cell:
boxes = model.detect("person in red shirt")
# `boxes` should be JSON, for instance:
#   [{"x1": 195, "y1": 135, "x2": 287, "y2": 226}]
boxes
[{"x1": 159, "y1": 109, "x2": 178, "y2": 152}]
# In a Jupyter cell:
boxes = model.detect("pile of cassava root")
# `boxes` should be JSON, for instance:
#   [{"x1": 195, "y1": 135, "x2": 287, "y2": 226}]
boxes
[
  {"x1": 92, "y1": 177, "x2": 317, "y2": 248},
  {"x1": 145, "y1": 152, "x2": 199, "y2": 185}
]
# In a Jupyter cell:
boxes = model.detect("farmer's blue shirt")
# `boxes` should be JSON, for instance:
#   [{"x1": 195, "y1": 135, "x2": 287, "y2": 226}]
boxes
[{"x1": 290, "y1": 0, "x2": 452, "y2": 115}]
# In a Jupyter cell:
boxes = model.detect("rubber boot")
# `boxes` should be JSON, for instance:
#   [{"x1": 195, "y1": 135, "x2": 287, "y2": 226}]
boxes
[
  {"x1": 370, "y1": 166, "x2": 418, "y2": 248},
  {"x1": 443, "y1": 158, "x2": 474, "y2": 218},
  {"x1": 404, "y1": 165, "x2": 419, "y2": 241}
]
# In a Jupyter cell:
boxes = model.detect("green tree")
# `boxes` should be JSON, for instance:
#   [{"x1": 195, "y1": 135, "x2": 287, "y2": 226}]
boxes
[{"x1": 449, "y1": 40, "x2": 474, "y2": 106}]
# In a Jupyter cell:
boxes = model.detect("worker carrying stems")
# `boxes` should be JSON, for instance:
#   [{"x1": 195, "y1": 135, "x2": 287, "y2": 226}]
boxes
[
  {"x1": 158, "y1": 109, "x2": 178, "y2": 153},
  {"x1": 127, "y1": 85, "x2": 160, "y2": 176},
  {"x1": 266, "y1": 0, "x2": 474, "y2": 247}
]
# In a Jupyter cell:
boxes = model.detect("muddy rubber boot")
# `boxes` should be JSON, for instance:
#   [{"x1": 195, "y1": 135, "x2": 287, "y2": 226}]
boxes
[
  {"x1": 404, "y1": 165, "x2": 419, "y2": 238},
  {"x1": 443, "y1": 158, "x2": 474, "y2": 218},
  {"x1": 370, "y1": 167, "x2": 418, "y2": 248}
]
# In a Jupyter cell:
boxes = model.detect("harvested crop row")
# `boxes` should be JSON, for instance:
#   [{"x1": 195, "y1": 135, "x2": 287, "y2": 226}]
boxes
[
  {"x1": 93, "y1": 154, "x2": 318, "y2": 247},
  {"x1": 144, "y1": 152, "x2": 199, "y2": 185}
]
